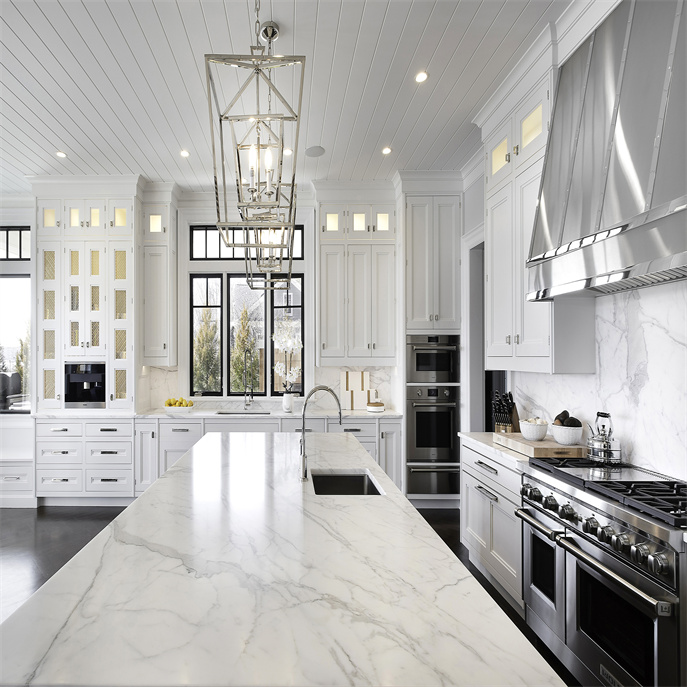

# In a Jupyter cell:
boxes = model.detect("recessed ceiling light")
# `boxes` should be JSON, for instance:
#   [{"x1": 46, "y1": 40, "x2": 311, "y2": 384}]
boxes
[
  {"x1": 382, "y1": 146, "x2": 392, "y2": 155},
  {"x1": 180, "y1": 149, "x2": 190, "y2": 158},
  {"x1": 56, "y1": 151, "x2": 67, "y2": 158},
  {"x1": 283, "y1": 148, "x2": 293, "y2": 156},
  {"x1": 415, "y1": 71, "x2": 428, "y2": 83},
  {"x1": 305, "y1": 145, "x2": 325, "y2": 158}
]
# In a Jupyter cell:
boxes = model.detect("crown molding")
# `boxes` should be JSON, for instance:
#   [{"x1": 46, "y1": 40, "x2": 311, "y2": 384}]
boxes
[
  {"x1": 459, "y1": 147, "x2": 485, "y2": 191},
  {"x1": 28, "y1": 174, "x2": 144, "y2": 198},
  {"x1": 393, "y1": 170, "x2": 462, "y2": 196}
]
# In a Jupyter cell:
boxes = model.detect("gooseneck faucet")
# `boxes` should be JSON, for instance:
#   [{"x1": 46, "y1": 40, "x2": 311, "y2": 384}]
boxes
[
  {"x1": 300, "y1": 385, "x2": 342, "y2": 481},
  {"x1": 243, "y1": 349, "x2": 253, "y2": 410}
]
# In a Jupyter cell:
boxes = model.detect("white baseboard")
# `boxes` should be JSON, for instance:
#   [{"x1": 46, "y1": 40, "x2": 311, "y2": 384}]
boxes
[
  {"x1": 38, "y1": 497, "x2": 135, "y2": 507},
  {"x1": 0, "y1": 495, "x2": 38, "y2": 508}
]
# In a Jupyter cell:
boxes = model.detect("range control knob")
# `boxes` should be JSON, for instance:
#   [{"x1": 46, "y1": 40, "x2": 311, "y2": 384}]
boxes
[
  {"x1": 611, "y1": 533, "x2": 631, "y2": 553},
  {"x1": 647, "y1": 553, "x2": 669, "y2": 575},
  {"x1": 583, "y1": 517, "x2": 600, "y2": 534},
  {"x1": 543, "y1": 495, "x2": 558, "y2": 511},
  {"x1": 521, "y1": 483, "x2": 533, "y2": 497},
  {"x1": 598, "y1": 525, "x2": 615, "y2": 543},
  {"x1": 630, "y1": 543, "x2": 651, "y2": 565},
  {"x1": 558, "y1": 504, "x2": 576, "y2": 521},
  {"x1": 529, "y1": 487, "x2": 543, "y2": 502}
]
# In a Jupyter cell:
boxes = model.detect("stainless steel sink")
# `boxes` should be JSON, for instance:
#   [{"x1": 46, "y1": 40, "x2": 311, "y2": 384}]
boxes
[
  {"x1": 215, "y1": 411, "x2": 271, "y2": 415},
  {"x1": 311, "y1": 471, "x2": 382, "y2": 495}
]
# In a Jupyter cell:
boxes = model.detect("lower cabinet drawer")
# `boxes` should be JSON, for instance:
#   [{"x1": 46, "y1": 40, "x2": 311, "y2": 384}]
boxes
[
  {"x1": 36, "y1": 442, "x2": 83, "y2": 465},
  {"x1": 36, "y1": 422, "x2": 83, "y2": 437},
  {"x1": 327, "y1": 419, "x2": 377, "y2": 438},
  {"x1": 159, "y1": 422, "x2": 203, "y2": 444},
  {"x1": 0, "y1": 465, "x2": 35, "y2": 492},
  {"x1": 36, "y1": 469, "x2": 83, "y2": 494},
  {"x1": 85, "y1": 469, "x2": 133, "y2": 494},
  {"x1": 85, "y1": 441, "x2": 132, "y2": 464},
  {"x1": 281, "y1": 417, "x2": 326, "y2": 433},
  {"x1": 84, "y1": 422, "x2": 133, "y2": 438}
]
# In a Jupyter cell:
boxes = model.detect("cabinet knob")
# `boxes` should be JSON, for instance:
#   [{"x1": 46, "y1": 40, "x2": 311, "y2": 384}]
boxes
[
  {"x1": 56, "y1": 221, "x2": 61, "y2": 226},
  {"x1": 86, "y1": 341, "x2": 90, "y2": 348},
  {"x1": 514, "y1": 334, "x2": 520, "y2": 344},
  {"x1": 372, "y1": 343, "x2": 376, "y2": 349},
  {"x1": 85, "y1": 221, "x2": 90, "y2": 227},
  {"x1": 367, "y1": 343, "x2": 370, "y2": 349},
  {"x1": 435, "y1": 314, "x2": 438, "y2": 321},
  {"x1": 506, "y1": 335, "x2": 511, "y2": 344},
  {"x1": 80, "y1": 221, "x2": 84, "y2": 227},
  {"x1": 429, "y1": 314, "x2": 434, "y2": 321},
  {"x1": 110, "y1": 220, "x2": 114, "y2": 227},
  {"x1": 505, "y1": 152, "x2": 511, "y2": 163},
  {"x1": 322, "y1": 343, "x2": 326, "y2": 350},
  {"x1": 513, "y1": 145, "x2": 519, "y2": 156},
  {"x1": 163, "y1": 343, "x2": 166, "y2": 350},
  {"x1": 110, "y1": 393, "x2": 114, "y2": 401},
  {"x1": 367, "y1": 225, "x2": 371, "y2": 232}
]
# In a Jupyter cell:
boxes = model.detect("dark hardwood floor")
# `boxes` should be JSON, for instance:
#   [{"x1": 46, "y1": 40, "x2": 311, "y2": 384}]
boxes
[{"x1": 0, "y1": 505, "x2": 578, "y2": 686}]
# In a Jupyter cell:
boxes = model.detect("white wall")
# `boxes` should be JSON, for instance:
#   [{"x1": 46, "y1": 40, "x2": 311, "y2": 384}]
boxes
[{"x1": 511, "y1": 281, "x2": 687, "y2": 480}]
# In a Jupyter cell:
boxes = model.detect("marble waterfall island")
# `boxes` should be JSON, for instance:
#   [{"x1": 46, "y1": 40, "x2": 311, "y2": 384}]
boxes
[{"x1": 0, "y1": 433, "x2": 563, "y2": 686}]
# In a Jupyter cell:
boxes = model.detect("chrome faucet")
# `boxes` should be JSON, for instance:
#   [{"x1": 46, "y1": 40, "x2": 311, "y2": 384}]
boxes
[
  {"x1": 300, "y1": 385, "x2": 342, "y2": 481},
  {"x1": 243, "y1": 349, "x2": 253, "y2": 410}
]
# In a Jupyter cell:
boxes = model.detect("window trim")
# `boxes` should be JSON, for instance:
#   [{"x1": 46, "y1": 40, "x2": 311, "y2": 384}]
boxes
[
  {"x1": 0, "y1": 227, "x2": 31, "y2": 261},
  {"x1": 189, "y1": 273, "x2": 224, "y2": 397},
  {"x1": 270, "y1": 273, "x2": 304, "y2": 396},
  {"x1": 190, "y1": 224, "x2": 305, "y2": 261}
]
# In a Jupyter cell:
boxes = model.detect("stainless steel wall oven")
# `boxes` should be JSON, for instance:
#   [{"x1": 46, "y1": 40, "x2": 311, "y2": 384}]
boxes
[
  {"x1": 405, "y1": 386, "x2": 459, "y2": 496},
  {"x1": 406, "y1": 335, "x2": 459, "y2": 384}
]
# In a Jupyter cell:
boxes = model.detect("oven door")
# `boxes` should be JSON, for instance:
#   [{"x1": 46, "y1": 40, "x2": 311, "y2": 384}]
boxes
[
  {"x1": 406, "y1": 400, "x2": 457, "y2": 462},
  {"x1": 406, "y1": 344, "x2": 458, "y2": 383},
  {"x1": 406, "y1": 464, "x2": 460, "y2": 495},
  {"x1": 561, "y1": 535, "x2": 679, "y2": 687},
  {"x1": 516, "y1": 507, "x2": 566, "y2": 642}
]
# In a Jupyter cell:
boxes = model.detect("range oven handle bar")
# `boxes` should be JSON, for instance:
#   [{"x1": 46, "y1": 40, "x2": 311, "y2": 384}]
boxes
[
  {"x1": 556, "y1": 537, "x2": 672, "y2": 617},
  {"x1": 411, "y1": 345, "x2": 457, "y2": 352},
  {"x1": 411, "y1": 402, "x2": 457, "y2": 408},
  {"x1": 409, "y1": 467, "x2": 460, "y2": 473},
  {"x1": 515, "y1": 508, "x2": 564, "y2": 541}
]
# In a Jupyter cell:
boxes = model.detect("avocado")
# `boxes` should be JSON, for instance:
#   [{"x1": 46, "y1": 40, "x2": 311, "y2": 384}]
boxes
[
  {"x1": 564, "y1": 416, "x2": 582, "y2": 427},
  {"x1": 554, "y1": 410, "x2": 570, "y2": 425}
]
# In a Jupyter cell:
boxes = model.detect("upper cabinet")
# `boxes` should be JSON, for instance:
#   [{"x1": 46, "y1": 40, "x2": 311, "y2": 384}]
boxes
[
  {"x1": 405, "y1": 195, "x2": 460, "y2": 331},
  {"x1": 483, "y1": 122, "x2": 595, "y2": 374},
  {"x1": 485, "y1": 80, "x2": 550, "y2": 196},
  {"x1": 320, "y1": 204, "x2": 396, "y2": 241},
  {"x1": 107, "y1": 199, "x2": 133, "y2": 236}
]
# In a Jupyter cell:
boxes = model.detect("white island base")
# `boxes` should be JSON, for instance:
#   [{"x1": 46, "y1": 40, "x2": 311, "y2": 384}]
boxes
[{"x1": 0, "y1": 433, "x2": 563, "y2": 686}]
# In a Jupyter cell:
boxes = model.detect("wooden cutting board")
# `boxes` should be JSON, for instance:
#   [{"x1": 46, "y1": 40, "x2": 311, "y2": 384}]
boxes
[{"x1": 493, "y1": 432, "x2": 587, "y2": 458}]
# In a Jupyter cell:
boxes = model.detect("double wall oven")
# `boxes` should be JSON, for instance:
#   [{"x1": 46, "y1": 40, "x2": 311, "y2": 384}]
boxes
[
  {"x1": 517, "y1": 460, "x2": 685, "y2": 687},
  {"x1": 406, "y1": 336, "x2": 460, "y2": 497}
]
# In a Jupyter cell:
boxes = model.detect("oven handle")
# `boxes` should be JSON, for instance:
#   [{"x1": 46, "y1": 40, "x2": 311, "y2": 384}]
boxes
[
  {"x1": 411, "y1": 345, "x2": 457, "y2": 351},
  {"x1": 557, "y1": 537, "x2": 673, "y2": 617},
  {"x1": 411, "y1": 402, "x2": 457, "y2": 408},
  {"x1": 515, "y1": 508, "x2": 564, "y2": 541},
  {"x1": 409, "y1": 467, "x2": 460, "y2": 473}
]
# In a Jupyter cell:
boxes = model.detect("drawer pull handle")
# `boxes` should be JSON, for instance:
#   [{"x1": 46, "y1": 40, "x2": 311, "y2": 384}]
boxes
[
  {"x1": 344, "y1": 428, "x2": 361, "y2": 433},
  {"x1": 100, "y1": 428, "x2": 118, "y2": 432},
  {"x1": 475, "y1": 459, "x2": 498, "y2": 475},
  {"x1": 295, "y1": 428, "x2": 312, "y2": 433},
  {"x1": 475, "y1": 485, "x2": 499, "y2": 502},
  {"x1": 172, "y1": 428, "x2": 189, "y2": 432},
  {"x1": 412, "y1": 402, "x2": 456, "y2": 408},
  {"x1": 100, "y1": 478, "x2": 118, "y2": 483},
  {"x1": 50, "y1": 478, "x2": 69, "y2": 483},
  {"x1": 52, "y1": 450, "x2": 70, "y2": 455},
  {"x1": 51, "y1": 428, "x2": 69, "y2": 432},
  {"x1": 409, "y1": 467, "x2": 459, "y2": 473},
  {"x1": 100, "y1": 450, "x2": 118, "y2": 455},
  {"x1": 3, "y1": 476, "x2": 21, "y2": 481}
]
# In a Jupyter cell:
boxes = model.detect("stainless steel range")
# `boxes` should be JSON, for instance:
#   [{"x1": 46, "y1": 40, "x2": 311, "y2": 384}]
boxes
[{"x1": 517, "y1": 457, "x2": 686, "y2": 687}]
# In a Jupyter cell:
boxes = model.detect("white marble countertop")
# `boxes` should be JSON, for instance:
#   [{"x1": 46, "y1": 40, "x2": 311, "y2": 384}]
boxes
[
  {"x1": 459, "y1": 431, "x2": 532, "y2": 467},
  {"x1": 0, "y1": 432, "x2": 562, "y2": 687},
  {"x1": 141, "y1": 408, "x2": 402, "y2": 419}
]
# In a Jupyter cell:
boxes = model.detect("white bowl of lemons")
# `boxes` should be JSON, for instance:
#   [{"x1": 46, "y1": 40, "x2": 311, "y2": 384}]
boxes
[{"x1": 165, "y1": 397, "x2": 194, "y2": 413}]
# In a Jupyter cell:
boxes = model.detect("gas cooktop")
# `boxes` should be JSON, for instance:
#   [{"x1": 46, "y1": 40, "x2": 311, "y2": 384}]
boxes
[{"x1": 529, "y1": 456, "x2": 687, "y2": 527}]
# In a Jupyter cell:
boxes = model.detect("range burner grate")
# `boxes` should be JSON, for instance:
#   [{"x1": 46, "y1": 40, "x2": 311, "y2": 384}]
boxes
[{"x1": 587, "y1": 480, "x2": 687, "y2": 527}]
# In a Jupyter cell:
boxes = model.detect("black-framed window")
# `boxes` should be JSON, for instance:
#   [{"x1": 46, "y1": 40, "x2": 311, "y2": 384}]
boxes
[
  {"x1": 190, "y1": 225, "x2": 304, "y2": 260},
  {"x1": 271, "y1": 275, "x2": 303, "y2": 395},
  {"x1": 0, "y1": 228, "x2": 31, "y2": 261},
  {"x1": 190, "y1": 275, "x2": 223, "y2": 396},
  {"x1": 0, "y1": 275, "x2": 31, "y2": 412},
  {"x1": 227, "y1": 275, "x2": 266, "y2": 395}
]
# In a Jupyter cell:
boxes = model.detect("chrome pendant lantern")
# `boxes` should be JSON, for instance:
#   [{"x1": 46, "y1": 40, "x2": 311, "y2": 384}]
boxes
[{"x1": 205, "y1": 0, "x2": 305, "y2": 290}]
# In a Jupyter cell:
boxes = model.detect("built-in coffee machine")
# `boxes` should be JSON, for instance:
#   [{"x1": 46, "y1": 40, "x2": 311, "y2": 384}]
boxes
[{"x1": 65, "y1": 363, "x2": 106, "y2": 408}]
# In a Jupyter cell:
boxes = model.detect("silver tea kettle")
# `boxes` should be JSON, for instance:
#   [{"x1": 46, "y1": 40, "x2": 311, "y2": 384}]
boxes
[{"x1": 587, "y1": 411, "x2": 622, "y2": 464}]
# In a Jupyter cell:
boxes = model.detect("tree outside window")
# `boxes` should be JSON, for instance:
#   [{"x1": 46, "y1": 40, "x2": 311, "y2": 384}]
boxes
[{"x1": 191, "y1": 276, "x2": 222, "y2": 395}]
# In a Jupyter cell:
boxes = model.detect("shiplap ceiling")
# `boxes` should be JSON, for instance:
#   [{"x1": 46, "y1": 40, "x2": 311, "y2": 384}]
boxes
[{"x1": 0, "y1": 0, "x2": 572, "y2": 197}]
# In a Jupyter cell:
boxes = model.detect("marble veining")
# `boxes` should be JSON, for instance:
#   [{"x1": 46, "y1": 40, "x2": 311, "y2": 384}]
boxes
[
  {"x1": 0, "y1": 433, "x2": 563, "y2": 687},
  {"x1": 513, "y1": 282, "x2": 687, "y2": 480}
]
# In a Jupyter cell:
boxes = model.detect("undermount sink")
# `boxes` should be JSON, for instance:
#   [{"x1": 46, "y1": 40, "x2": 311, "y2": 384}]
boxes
[
  {"x1": 215, "y1": 410, "x2": 271, "y2": 415},
  {"x1": 311, "y1": 470, "x2": 383, "y2": 496}
]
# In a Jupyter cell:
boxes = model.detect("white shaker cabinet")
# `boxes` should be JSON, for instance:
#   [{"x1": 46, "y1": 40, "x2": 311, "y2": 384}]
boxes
[
  {"x1": 320, "y1": 204, "x2": 395, "y2": 241},
  {"x1": 405, "y1": 196, "x2": 460, "y2": 331},
  {"x1": 37, "y1": 242, "x2": 63, "y2": 409},
  {"x1": 379, "y1": 420, "x2": 402, "y2": 490},
  {"x1": 319, "y1": 244, "x2": 346, "y2": 359},
  {"x1": 158, "y1": 420, "x2": 203, "y2": 474},
  {"x1": 134, "y1": 421, "x2": 158, "y2": 495}
]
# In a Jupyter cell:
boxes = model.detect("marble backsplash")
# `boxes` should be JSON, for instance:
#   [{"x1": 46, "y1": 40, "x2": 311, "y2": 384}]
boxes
[
  {"x1": 144, "y1": 365, "x2": 399, "y2": 414},
  {"x1": 512, "y1": 281, "x2": 687, "y2": 480}
]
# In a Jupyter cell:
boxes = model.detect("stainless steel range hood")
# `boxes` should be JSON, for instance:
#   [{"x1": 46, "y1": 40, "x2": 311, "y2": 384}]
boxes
[{"x1": 527, "y1": 0, "x2": 686, "y2": 301}]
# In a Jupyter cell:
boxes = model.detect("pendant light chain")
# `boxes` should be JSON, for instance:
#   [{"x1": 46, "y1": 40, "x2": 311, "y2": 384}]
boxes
[{"x1": 254, "y1": 0, "x2": 261, "y2": 46}]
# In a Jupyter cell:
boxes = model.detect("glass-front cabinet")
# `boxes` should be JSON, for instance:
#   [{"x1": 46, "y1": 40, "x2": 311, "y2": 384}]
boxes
[
  {"x1": 108, "y1": 242, "x2": 133, "y2": 409},
  {"x1": 37, "y1": 242, "x2": 62, "y2": 408}
]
